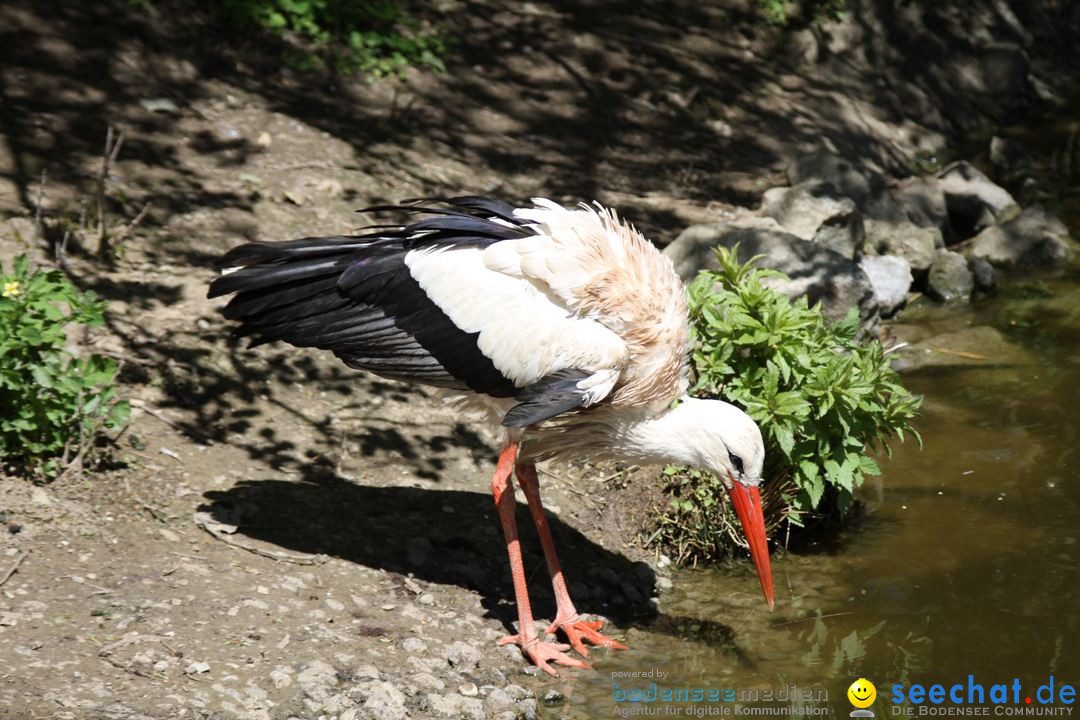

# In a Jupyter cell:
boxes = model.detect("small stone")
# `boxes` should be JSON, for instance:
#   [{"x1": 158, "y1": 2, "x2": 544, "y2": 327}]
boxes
[
  {"x1": 521, "y1": 698, "x2": 540, "y2": 720},
  {"x1": 380, "y1": 604, "x2": 396, "y2": 611},
  {"x1": 542, "y1": 688, "x2": 565, "y2": 705},
  {"x1": 411, "y1": 672, "x2": 445, "y2": 691},
  {"x1": 485, "y1": 687, "x2": 516, "y2": 712},
  {"x1": 459, "y1": 682, "x2": 479, "y2": 697},
  {"x1": 445, "y1": 641, "x2": 482, "y2": 670},
  {"x1": 363, "y1": 681, "x2": 409, "y2": 720},
  {"x1": 158, "y1": 528, "x2": 180, "y2": 542},
  {"x1": 417, "y1": 593, "x2": 435, "y2": 606},
  {"x1": 270, "y1": 667, "x2": 293, "y2": 688},
  {"x1": 139, "y1": 97, "x2": 179, "y2": 114},
  {"x1": 926, "y1": 249, "x2": 974, "y2": 302},
  {"x1": 402, "y1": 637, "x2": 427, "y2": 653},
  {"x1": 656, "y1": 576, "x2": 674, "y2": 592},
  {"x1": 354, "y1": 664, "x2": 381, "y2": 681},
  {"x1": 297, "y1": 660, "x2": 338, "y2": 701},
  {"x1": 185, "y1": 661, "x2": 210, "y2": 674},
  {"x1": 255, "y1": 131, "x2": 273, "y2": 147},
  {"x1": 859, "y1": 254, "x2": 913, "y2": 316}
]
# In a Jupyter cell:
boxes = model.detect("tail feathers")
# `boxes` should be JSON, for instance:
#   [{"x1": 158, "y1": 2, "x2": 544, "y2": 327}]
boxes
[
  {"x1": 209, "y1": 254, "x2": 349, "y2": 300},
  {"x1": 216, "y1": 235, "x2": 375, "y2": 269},
  {"x1": 221, "y1": 276, "x2": 343, "y2": 322}
]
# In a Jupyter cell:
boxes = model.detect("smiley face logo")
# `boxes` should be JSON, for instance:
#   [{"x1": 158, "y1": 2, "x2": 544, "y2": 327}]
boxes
[{"x1": 848, "y1": 678, "x2": 877, "y2": 708}]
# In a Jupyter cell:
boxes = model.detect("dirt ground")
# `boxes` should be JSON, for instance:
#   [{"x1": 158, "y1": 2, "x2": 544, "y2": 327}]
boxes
[{"x1": 1, "y1": 0, "x2": 1078, "y2": 718}]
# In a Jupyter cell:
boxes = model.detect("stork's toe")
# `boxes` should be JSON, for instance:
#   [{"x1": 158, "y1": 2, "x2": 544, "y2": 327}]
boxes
[
  {"x1": 546, "y1": 615, "x2": 630, "y2": 657},
  {"x1": 498, "y1": 634, "x2": 592, "y2": 677}
]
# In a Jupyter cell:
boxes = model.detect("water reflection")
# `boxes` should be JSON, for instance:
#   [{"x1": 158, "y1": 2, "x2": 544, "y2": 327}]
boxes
[{"x1": 548, "y1": 274, "x2": 1080, "y2": 718}]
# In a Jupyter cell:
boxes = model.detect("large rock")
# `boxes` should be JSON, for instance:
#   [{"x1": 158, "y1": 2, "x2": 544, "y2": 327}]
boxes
[
  {"x1": 863, "y1": 218, "x2": 941, "y2": 272},
  {"x1": 968, "y1": 205, "x2": 1073, "y2": 268},
  {"x1": 926, "y1": 249, "x2": 974, "y2": 302},
  {"x1": 759, "y1": 181, "x2": 864, "y2": 257},
  {"x1": 664, "y1": 219, "x2": 876, "y2": 327},
  {"x1": 891, "y1": 176, "x2": 950, "y2": 238},
  {"x1": 786, "y1": 151, "x2": 887, "y2": 209},
  {"x1": 936, "y1": 161, "x2": 1020, "y2": 237},
  {"x1": 859, "y1": 255, "x2": 912, "y2": 316}
]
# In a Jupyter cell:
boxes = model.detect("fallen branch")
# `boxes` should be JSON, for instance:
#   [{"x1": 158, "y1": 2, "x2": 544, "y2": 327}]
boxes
[
  {"x1": 929, "y1": 347, "x2": 988, "y2": 361},
  {"x1": 0, "y1": 550, "x2": 28, "y2": 588},
  {"x1": 771, "y1": 611, "x2": 856, "y2": 627}
]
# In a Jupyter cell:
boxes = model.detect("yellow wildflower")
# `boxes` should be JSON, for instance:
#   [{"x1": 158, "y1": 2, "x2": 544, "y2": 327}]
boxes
[{"x1": 1, "y1": 281, "x2": 20, "y2": 298}]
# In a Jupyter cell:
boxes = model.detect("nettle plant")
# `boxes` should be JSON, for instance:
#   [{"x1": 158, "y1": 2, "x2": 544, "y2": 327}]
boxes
[
  {"x1": 650, "y1": 247, "x2": 921, "y2": 563},
  {"x1": 0, "y1": 255, "x2": 129, "y2": 478}
]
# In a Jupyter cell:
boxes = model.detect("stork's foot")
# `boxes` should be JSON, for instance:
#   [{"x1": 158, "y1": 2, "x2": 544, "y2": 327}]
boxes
[
  {"x1": 498, "y1": 634, "x2": 591, "y2": 677},
  {"x1": 545, "y1": 614, "x2": 630, "y2": 657}
]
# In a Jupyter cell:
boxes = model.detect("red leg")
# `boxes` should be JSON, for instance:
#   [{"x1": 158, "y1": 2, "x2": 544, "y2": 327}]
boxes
[
  {"x1": 491, "y1": 443, "x2": 589, "y2": 677},
  {"x1": 514, "y1": 462, "x2": 629, "y2": 657}
]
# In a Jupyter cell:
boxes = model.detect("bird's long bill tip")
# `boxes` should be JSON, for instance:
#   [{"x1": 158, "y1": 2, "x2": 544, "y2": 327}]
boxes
[{"x1": 727, "y1": 482, "x2": 775, "y2": 610}]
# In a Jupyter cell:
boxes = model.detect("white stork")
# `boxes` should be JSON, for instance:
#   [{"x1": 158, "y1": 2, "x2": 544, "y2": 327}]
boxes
[{"x1": 208, "y1": 196, "x2": 774, "y2": 676}]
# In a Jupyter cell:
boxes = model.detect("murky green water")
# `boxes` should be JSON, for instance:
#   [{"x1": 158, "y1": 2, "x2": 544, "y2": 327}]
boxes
[{"x1": 542, "y1": 129, "x2": 1080, "y2": 716}]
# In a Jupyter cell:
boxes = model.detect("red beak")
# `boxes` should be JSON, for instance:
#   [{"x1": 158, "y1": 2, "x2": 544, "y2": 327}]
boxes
[{"x1": 727, "y1": 481, "x2": 774, "y2": 610}]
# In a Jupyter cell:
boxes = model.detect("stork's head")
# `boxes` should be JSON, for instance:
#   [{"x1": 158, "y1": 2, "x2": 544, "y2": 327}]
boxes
[{"x1": 671, "y1": 398, "x2": 773, "y2": 610}]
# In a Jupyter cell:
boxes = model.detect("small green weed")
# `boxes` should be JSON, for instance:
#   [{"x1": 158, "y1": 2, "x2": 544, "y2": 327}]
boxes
[
  {"x1": 220, "y1": 0, "x2": 445, "y2": 77},
  {"x1": 0, "y1": 255, "x2": 129, "y2": 478},
  {"x1": 757, "y1": 0, "x2": 846, "y2": 25},
  {"x1": 649, "y1": 247, "x2": 921, "y2": 563}
]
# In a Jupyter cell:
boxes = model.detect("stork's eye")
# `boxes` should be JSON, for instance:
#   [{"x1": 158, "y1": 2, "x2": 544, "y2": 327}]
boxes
[{"x1": 728, "y1": 451, "x2": 744, "y2": 474}]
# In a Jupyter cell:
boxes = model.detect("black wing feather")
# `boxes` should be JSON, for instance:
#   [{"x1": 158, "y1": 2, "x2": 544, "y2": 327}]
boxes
[{"x1": 501, "y1": 369, "x2": 593, "y2": 428}]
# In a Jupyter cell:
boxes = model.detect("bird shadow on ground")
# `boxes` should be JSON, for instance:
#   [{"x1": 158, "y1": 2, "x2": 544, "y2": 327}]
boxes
[
  {"x1": 199, "y1": 472, "x2": 658, "y2": 633},
  {"x1": 198, "y1": 470, "x2": 758, "y2": 657}
]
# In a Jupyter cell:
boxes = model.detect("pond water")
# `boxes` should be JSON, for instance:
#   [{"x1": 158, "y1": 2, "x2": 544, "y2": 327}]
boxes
[{"x1": 541, "y1": 127, "x2": 1080, "y2": 718}]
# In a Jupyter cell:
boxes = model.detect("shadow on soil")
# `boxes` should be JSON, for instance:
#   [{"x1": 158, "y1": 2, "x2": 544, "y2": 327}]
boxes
[{"x1": 199, "y1": 474, "x2": 661, "y2": 636}]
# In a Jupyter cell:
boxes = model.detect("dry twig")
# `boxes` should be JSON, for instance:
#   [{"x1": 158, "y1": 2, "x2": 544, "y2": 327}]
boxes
[
  {"x1": 195, "y1": 518, "x2": 325, "y2": 565},
  {"x1": 0, "y1": 550, "x2": 29, "y2": 588},
  {"x1": 96, "y1": 125, "x2": 125, "y2": 258},
  {"x1": 129, "y1": 399, "x2": 215, "y2": 444}
]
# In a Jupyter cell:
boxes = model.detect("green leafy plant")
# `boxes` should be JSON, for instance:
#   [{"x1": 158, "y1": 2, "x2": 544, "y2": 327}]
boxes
[
  {"x1": 756, "y1": 0, "x2": 846, "y2": 25},
  {"x1": 0, "y1": 255, "x2": 129, "y2": 478},
  {"x1": 649, "y1": 247, "x2": 920, "y2": 563},
  {"x1": 220, "y1": 0, "x2": 446, "y2": 77}
]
